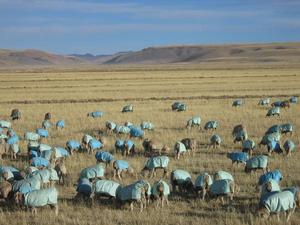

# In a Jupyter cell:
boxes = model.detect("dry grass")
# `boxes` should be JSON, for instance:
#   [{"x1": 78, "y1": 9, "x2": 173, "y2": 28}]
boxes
[{"x1": 0, "y1": 66, "x2": 300, "y2": 225}]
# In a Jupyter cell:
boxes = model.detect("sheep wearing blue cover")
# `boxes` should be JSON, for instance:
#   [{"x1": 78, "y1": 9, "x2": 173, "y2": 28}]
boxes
[
  {"x1": 95, "y1": 151, "x2": 114, "y2": 166},
  {"x1": 87, "y1": 111, "x2": 104, "y2": 118},
  {"x1": 258, "y1": 190, "x2": 295, "y2": 222},
  {"x1": 122, "y1": 104, "x2": 133, "y2": 113},
  {"x1": 124, "y1": 139, "x2": 135, "y2": 156},
  {"x1": 115, "y1": 125, "x2": 131, "y2": 135},
  {"x1": 10, "y1": 109, "x2": 21, "y2": 121},
  {"x1": 140, "y1": 121, "x2": 154, "y2": 130},
  {"x1": 106, "y1": 121, "x2": 117, "y2": 133},
  {"x1": 0, "y1": 120, "x2": 11, "y2": 129},
  {"x1": 208, "y1": 179, "x2": 235, "y2": 204},
  {"x1": 281, "y1": 123, "x2": 293, "y2": 135},
  {"x1": 66, "y1": 140, "x2": 80, "y2": 155},
  {"x1": 56, "y1": 120, "x2": 65, "y2": 129},
  {"x1": 194, "y1": 173, "x2": 213, "y2": 199},
  {"x1": 116, "y1": 180, "x2": 150, "y2": 212},
  {"x1": 42, "y1": 120, "x2": 52, "y2": 130},
  {"x1": 232, "y1": 99, "x2": 243, "y2": 107},
  {"x1": 210, "y1": 134, "x2": 221, "y2": 148},
  {"x1": 266, "y1": 107, "x2": 280, "y2": 117},
  {"x1": 141, "y1": 155, "x2": 169, "y2": 178},
  {"x1": 79, "y1": 164, "x2": 105, "y2": 182},
  {"x1": 172, "y1": 102, "x2": 186, "y2": 111},
  {"x1": 174, "y1": 141, "x2": 187, "y2": 159},
  {"x1": 258, "y1": 170, "x2": 282, "y2": 191},
  {"x1": 28, "y1": 168, "x2": 59, "y2": 188},
  {"x1": 151, "y1": 179, "x2": 170, "y2": 208},
  {"x1": 245, "y1": 155, "x2": 269, "y2": 173},
  {"x1": 81, "y1": 134, "x2": 93, "y2": 151},
  {"x1": 115, "y1": 139, "x2": 125, "y2": 154},
  {"x1": 112, "y1": 160, "x2": 135, "y2": 181},
  {"x1": 267, "y1": 140, "x2": 282, "y2": 155},
  {"x1": 289, "y1": 96, "x2": 298, "y2": 104},
  {"x1": 204, "y1": 120, "x2": 218, "y2": 130},
  {"x1": 186, "y1": 117, "x2": 201, "y2": 129},
  {"x1": 259, "y1": 132, "x2": 281, "y2": 147},
  {"x1": 91, "y1": 179, "x2": 121, "y2": 204},
  {"x1": 232, "y1": 124, "x2": 248, "y2": 143},
  {"x1": 283, "y1": 140, "x2": 296, "y2": 157},
  {"x1": 87, "y1": 139, "x2": 103, "y2": 154},
  {"x1": 227, "y1": 152, "x2": 248, "y2": 165},
  {"x1": 36, "y1": 128, "x2": 49, "y2": 138},
  {"x1": 15, "y1": 187, "x2": 58, "y2": 216},
  {"x1": 75, "y1": 178, "x2": 93, "y2": 199},
  {"x1": 129, "y1": 126, "x2": 144, "y2": 139},
  {"x1": 258, "y1": 98, "x2": 270, "y2": 106},
  {"x1": 242, "y1": 139, "x2": 256, "y2": 156},
  {"x1": 170, "y1": 170, "x2": 193, "y2": 194}
]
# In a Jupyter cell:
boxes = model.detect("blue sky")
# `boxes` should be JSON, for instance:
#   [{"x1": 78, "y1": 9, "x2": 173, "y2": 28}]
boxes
[{"x1": 0, "y1": 0, "x2": 300, "y2": 54}]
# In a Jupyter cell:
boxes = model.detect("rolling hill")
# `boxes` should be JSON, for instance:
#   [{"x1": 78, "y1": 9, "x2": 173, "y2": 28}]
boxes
[{"x1": 1, "y1": 42, "x2": 300, "y2": 67}]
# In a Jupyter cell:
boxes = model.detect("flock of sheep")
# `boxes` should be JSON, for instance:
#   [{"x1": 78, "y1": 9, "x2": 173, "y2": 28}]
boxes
[{"x1": 0, "y1": 96, "x2": 298, "y2": 221}]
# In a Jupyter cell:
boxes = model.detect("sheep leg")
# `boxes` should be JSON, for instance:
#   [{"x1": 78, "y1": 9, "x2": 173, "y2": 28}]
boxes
[{"x1": 130, "y1": 202, "x2": 134, "y2": 211}]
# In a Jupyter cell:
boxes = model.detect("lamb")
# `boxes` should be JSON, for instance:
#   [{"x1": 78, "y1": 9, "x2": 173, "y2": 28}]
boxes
[
  {"x1": 174, "y1": 141, "x2": 187, "y2": 159},
  {"x1": 142, "y1": 138, "x2": 169, "y2": 157}
]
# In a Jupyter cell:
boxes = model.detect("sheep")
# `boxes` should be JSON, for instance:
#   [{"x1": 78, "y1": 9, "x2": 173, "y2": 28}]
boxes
[
  {"x1": 281, "y1": 187, "x2": 300, "y2": 208},
  {"x1": 266, "y1": 140, "x2": 282, "y2": 155},
  {"x1": 151, "y1": 179, "x2": 170, "y2": 208},
  {"x1": 208, "y1": 179, "x2": 235, "y2": 204},
  {"x1": 122, "y1": 104, "x2": 133, "y2": 113},
  {"x1": 116, "y1": 180, "x2": 150, "y2": 212},
  {"x1": 140, "y1": 121, "x2": 154, "y2": 130},
  {"x1": 283, "y1": 140, "x2": 296, "y2": 157},
  {"x1": 258, "y1": 190, "x2": 295, "y2": 222},
  {"x1": 214, "y1": 171, "x2": 234, "y2": 182},
  {"x1": 54, "y1": 158, "x2": 68, "y2": 185},
  {"x1": 87, "y1": 111, "x2": 104, "y2": 118},
  {"x1": 0, "y1": 120, "x2": 11, "y2": 129},
  {"x1": 79, "y1": 164, "x2": 105, "y2": 182},
  {"x1": 90, "y1": 179, "x2": 121, "y2": 205},
  {"x1": 171, "y1": 102, "x2": 186, "y2": 111},
  {"x1": 261, "y1": 179, "x2": 281, "y2": 198},
  {"x1": 280, "y1": 100, "x2": 290, "y2": 109},
  {"x1": 42, "y1": 120, "x2": 52, "y2": 129},
  {"x1": 106, "y1": 121, "x2": 117, "y2": 133},
  {"x1": 115, "y1": 139, "x2": 125, "y2": 154},
  {"x1": 245, "y1": 155, "x2": 269, "y2": 174},
  {"x1": 44, "y1": 112, "x2": 52, "y2": 121},
  {"x1": 227, "y1": 152, "x2": 248, "y2": 165},
  {"x1": 142, "y1": 138, "x2": 170, "y2": 157},
  {"x1": 242, "y1": 139, "x2": 256, "y2": 156},
  {"x1": 0, "y1": 142, "x2": 7, "y2": 161},
  {"x1": 258, "y1": 171, "x2": 282, "y2": 193},
  {"x1": 81, "y1": 134, "x2": 93, "y2": 151},
  {"x1": 266, "y1": 107, "x2": 280, "y2": 117},
  {"x1": 27, "y1": 168, "x2": 59, "y2": 188},
  {"x1": 258, "y1": 98, "x2": 270, "y2": 106},
  {"x1": 87, "y1": 139, "x2": 103, "y2": 155},
  {"x1": 280, "y1": 123, "x2": 293, "y2": 135},
  {"x1": 174, "y1": 141, "x2": 187, "y2": 159},
  {"x1": 95, "y1": 151, "x2": 114, "y2": 167},
  {"x1": 75, "y1": 178, "x2": 93, "y2": 200},
  {"x1": 232, "y1": 99, "x2": 243, "y2": 107},
  {"x1": 186, "y1": 117, "x2": 201, "y2": 129},
  {"x1": 210, "y1": 134, "x2": 221, "y2": 148},
  {"x1": 129, "y1": 126, "x2": 144, "y2": 139},
  {"x1": 259, "y1": 132, "x2": 281, "y2": 147},
  {"x1": 10, "y1": 108, "x2": 21, "y2": 121},
  {"x1": 265, "y1": 125, "x2": 281, "y2": 135},
  {"x1": 36, "y1": 128, "x2": 49, "y2": 138},
  {"x1": 55, "y1": 120, "x2": 65, "y2": 129},
  {"x1": 0, "y1": 180, "x2": 12, "y2": 201},
  {"x1": 8, "y1": 143, "x2": 20, "y2": 160},
  {"x1": 0, "y1": 166, "x2": 23, "y2": 182},
  {"x1": 124, "y1": 139, "x2": 136, "y2": 156},
  {"x1": 12, "y1": 176, "x2": 41, "y2": 194},
  {"x1": 141, "y1": 155, "x2": 169, "y2": 178},
  {"x1": 115, "y1": 125, "x2": 131, "y2": 135},
  {"x1": 170, "y1": 170, "x2": 194, "y2": 195},
  {"x1": 204, "y1": 120, "x2": 218, "y2": 130},
  {"x1": 289, "y1": 96, "x2": 298, "y2": 104},
  {"x1": 181, "y1": 138, "x2": 197, "y2": 155},
  {"x1": 112, "y1": 160, "x2": 135, "y2": 181},
  {"x1": 194, "y1": 173, "x2": 213, "y2": 200},
  {"x1": 24, "y1": 132, "x2": 40, "y2": 142},
  {"x1": 232, "y1": 125, "x2": 248, "y2": 143},
  {"x1": 30, "y1": 157, "x2": 49, "y2": 169},
  {"x1": 66, "y1": 140, "x2": 80, "y2": 155},
  {"x1": 15, "y1": 187, "x2": 59, "y2": 216}
]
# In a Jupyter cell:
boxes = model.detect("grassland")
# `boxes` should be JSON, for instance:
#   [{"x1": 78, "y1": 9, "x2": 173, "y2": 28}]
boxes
[{"x1": 0, "y1": 66, "x2": 300, "y2": 225}]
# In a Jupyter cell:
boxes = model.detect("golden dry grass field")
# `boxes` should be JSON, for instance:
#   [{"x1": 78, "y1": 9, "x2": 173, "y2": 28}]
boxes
[{"x1": 0, "y1": 66, "x2": 300, "y2": 225}]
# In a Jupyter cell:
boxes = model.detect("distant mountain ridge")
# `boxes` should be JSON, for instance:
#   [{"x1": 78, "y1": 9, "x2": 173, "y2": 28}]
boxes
[{"x1": 1, "y1": 42, "x2": 300, "y2": 67}]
